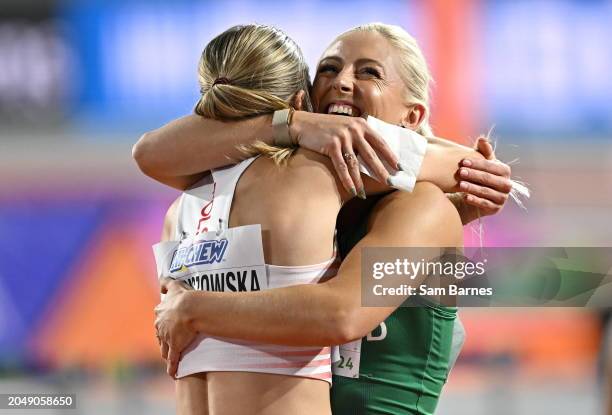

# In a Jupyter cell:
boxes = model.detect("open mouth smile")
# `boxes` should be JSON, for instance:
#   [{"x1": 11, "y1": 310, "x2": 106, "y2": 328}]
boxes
[{"x1": 326, "y1": 102, "x2": 362, "y2": 117}]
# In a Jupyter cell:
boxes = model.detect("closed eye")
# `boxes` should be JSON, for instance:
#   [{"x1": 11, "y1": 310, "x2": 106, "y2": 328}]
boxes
[
  {"x1": 317, "y1": 64, "x2": 339, "y2": 74},
  {"x1": 361, "y1": 67, "x2": 381, "y2": 77}
]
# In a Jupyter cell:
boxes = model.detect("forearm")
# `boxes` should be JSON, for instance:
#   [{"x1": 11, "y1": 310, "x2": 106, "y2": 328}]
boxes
[
  {"x1": 184, "y1": 280, "x2": 354, "y2": 347},
  {"x1": 420, "y1": 137, "x2": 484, "y2": 192},
  {"x1": 133, "y1": 114, "x2": 274, "y2": 189}
]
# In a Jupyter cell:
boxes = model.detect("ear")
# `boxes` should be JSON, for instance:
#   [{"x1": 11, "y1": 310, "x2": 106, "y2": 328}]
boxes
[
  {"x1": 400, "y1": 103, "x2": 426, "y2": 130},
  {"x1": 291, "y1": 90, "x2": 306, "y2": 111}
]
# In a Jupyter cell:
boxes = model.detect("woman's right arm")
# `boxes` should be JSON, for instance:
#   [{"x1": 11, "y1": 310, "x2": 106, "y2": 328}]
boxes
[
  {"x1": 133, "y1": 111, "x2": 511, "y2": 213},
  {"x1": 133, "y1": 111, "x2": 399, "y2": 191},
  {"x1": 133, "y1": 114, "x2": 274, "y2": 189}
]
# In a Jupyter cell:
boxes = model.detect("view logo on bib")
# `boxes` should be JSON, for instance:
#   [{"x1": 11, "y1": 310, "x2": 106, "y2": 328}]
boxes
[
  {"x1": 169, "y1": 238, "x2": 228, "y2": 272},
  {"x1": 153, "y1": 224, "x2": 268, "y2": 293}
]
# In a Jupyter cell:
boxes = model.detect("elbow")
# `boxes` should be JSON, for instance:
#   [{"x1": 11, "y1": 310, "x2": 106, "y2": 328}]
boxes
[
  {"x1": 132, "y1": 132, "x2": 157, "y2": 177},
  {"x1": 328, "y1": 305, "x2": 368, "y2": 345}
]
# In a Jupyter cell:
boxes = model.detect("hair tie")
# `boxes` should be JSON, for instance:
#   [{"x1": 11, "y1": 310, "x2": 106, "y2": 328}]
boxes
[{"x1": 212, "y1": 77, "x2": 231, "y2": 87}]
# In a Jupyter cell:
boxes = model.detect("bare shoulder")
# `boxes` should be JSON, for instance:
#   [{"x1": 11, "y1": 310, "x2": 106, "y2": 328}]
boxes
[
  {"x1": 288, "y1": 148, "x2": 338, "y2": 177},
  {"x1": 367, "y1": 183, "x2": 463, "y2": 247},
  {"x1": 287, "y1": 149, "x2": 387, "y2": 198},
  {"x1": 283, "y1": 149, "x2": 347, "y2": 198}
]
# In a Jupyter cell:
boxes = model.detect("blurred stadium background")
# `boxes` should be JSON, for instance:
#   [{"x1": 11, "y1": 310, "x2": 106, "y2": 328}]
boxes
[{"x1": 1, "y1": 0, "x2": 611, "y2": 413}]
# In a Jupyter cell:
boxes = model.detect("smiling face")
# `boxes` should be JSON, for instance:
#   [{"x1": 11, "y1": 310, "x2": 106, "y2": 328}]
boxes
[{"x1": 312, "y1": 30, "x2": 418, "y2": 127}]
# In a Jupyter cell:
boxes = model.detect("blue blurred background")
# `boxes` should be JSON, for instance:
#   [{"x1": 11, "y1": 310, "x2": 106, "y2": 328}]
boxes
[{"x1": 1, "y1": 0, "x2": 611, "y2": 413}]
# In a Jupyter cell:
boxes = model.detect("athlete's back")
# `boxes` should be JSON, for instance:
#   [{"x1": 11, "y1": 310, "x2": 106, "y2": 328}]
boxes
[
  {"x1": 168, "y1": 150, "x2": 377, "y2": 415},
  {"x1": 230, "y1": 149, "x2": 348, "y2": 265}
]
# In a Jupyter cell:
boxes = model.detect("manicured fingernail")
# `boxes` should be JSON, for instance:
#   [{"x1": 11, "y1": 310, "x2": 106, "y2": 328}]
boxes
[
  {"x1": 350, "y1": 187, "x2": 357, "y2": 197},
  {"x1": 460, "y1": 169, "x2": 469, "y2": 177},
  {"x1": 462, "y1": 159, "x2": 472, "y2": 167},
  {"x1": 460, "y1": 181, "x2": 468, "y2": 190},
  {"x1": 357, "y1": 188, "x2": 367, "y2": 199}
]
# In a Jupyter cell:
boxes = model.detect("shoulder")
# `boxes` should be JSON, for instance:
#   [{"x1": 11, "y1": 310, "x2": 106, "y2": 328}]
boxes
[
  {"x1": 274, "y1": 148, "x2": 346, "y2": 196},
  {"x1": 288, "y1": 148, "x2": 337, "y2": 174},
  {"x1": 236, "y1": 150, "x2": 343, "y2": 224},
  {"x1": 166, "y1": 197, "x2": 181, "y2": 219},
  {"x1": 367, "y1": 183, "x2": 463, "y2": 247}
]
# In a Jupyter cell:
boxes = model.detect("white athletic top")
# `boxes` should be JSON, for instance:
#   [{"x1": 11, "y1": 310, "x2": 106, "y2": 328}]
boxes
[{"x1": 170, "y1": 157, "x2": 339, "y2": 383}]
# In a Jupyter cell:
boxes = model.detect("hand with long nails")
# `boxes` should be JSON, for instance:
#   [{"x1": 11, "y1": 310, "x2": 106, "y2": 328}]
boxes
[{"x1": 454, "y1": 136, "x2": 513, "y2": 223}]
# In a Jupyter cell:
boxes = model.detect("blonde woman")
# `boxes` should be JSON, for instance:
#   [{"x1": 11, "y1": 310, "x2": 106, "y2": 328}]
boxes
[{"x1": 142, "y1": 23, "x2": 513, "y2": 415}]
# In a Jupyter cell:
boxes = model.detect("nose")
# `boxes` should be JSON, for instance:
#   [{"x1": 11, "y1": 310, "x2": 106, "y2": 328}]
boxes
[{"x1": 332, "y1": 69, "x2": 353, "y2": 94}]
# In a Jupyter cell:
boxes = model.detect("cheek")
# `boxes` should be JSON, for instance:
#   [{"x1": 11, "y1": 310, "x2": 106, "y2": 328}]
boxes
[
  {"x1": 360, "y1": 87, "x2": 404, "y2": 124},
  {"x1": 311, "y1": 79, "x2": 326, "y2": 112},
  {"x1": 360, "y1": 86, "x2": 386, "y2": 115}
]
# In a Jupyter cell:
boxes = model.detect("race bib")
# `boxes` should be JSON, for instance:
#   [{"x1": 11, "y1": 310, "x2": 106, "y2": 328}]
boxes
[
  {"x1": 333, "y1": 322, "x2": 388, "y2": 378},
  {"x1": 153, "y1": 224, "x2": 267, "y2": 292},
  {"x1": 333, "y1": 339, "x2": 361, "y2": 378}
]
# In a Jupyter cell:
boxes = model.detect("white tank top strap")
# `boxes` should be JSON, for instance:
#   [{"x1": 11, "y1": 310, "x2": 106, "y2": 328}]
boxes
[
  {"x1": 177, "y1": 157, "x2": 257, "y2": 238},
  {"x1": 209, "y1": 157, "x2": 258, "y2": 226}
]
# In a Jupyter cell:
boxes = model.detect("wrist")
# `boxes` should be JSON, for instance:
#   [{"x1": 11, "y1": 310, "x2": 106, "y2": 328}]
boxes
[
  {"x1": 289, "y1": 110, "x2": 305, "y2": 146},
  {"x1": 180, "y1": 291, "x2": 200, "y2": 332},
  {"x1": 272, "y1": 108, "x2": 297, "y2": 147}
]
